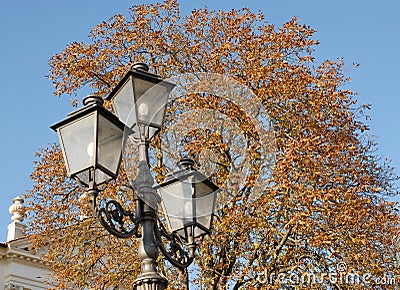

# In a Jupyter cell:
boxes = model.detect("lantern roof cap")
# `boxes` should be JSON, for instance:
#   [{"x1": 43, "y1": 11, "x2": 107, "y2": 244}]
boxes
[
  {"x1": 177, "y1": 158, "x2": 195, "y2": 169},
  {"x1": 106, "y1": 63, "x2": 165, "y2": 101},
  {"x1": 50, "y1": 95, "x2": 124, "y2": 132},
  {"x1": 155, "y1": 159, "x2": 219, "y2": 193}
]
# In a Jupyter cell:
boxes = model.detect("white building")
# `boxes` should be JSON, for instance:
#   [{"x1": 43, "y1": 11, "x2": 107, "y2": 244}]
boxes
[{"x1": 0, "y1": 197, "x2": 51, "y2": 289}]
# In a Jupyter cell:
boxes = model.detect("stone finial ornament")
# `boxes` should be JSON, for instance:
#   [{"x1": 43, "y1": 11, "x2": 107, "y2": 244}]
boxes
[
  {"x1": 7, "y1": 196, "x2": 26, "y2": 242},
  {"x1": 9, "y1": 196, "x2": 25, "y2": 223}
]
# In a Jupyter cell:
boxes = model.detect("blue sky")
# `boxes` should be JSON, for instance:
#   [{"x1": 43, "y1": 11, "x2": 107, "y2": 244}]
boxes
[{"x1": 0, "y1": 0, "x2": 399, "y2": 240}]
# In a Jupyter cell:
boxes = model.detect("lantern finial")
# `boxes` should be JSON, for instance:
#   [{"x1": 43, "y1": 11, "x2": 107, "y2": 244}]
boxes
[
  {"x1": 177, "y1": 158, "x2": 194, "y2": 169},
  {"x1": 131, "y1": 62, "x2": 149, "y2": 72},
  {"x1": 83, "y1": 95, "x2": 104, "y2": 106}
]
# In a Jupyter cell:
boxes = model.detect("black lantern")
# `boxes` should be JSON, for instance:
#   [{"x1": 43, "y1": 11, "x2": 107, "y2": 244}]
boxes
[
  {"x1": 106, "y1": 63, "x2": 175, "y2": 141},
  {"x1": 51, "y1": 95, "x2": 125, "y2": 187},
  {"x1": 155, "y1": 158, "x2": 220, "y2": 241}
]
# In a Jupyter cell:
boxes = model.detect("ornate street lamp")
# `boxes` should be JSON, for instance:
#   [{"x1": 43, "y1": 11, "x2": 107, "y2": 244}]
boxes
[
  {"x1": 155, "y1": 158, "x2": 219, "y2": 269},
  {"x1": 51, "y1": 63, "x2": 220, "y2": 290},
  {"x1": 156, "y1": 158, "x2": 219, "y2": 241},
  {"x1": 51, "y1": 95, "x2": 125, "y2": 188},
  {"x1": 107, "y1": 62, "x2": 175, "y2": 141}
]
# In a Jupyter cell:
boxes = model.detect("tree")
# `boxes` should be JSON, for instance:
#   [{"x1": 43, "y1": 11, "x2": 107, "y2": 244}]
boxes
[{"x1": 26, "y1": 1, "x2": 399, "y2": 289}]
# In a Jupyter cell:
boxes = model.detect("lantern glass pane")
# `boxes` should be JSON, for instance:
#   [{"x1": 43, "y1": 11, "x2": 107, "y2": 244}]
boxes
[
  {"x1": 97, "y1": 115, "x2": 123, "y2": 177},
  {"x1": 158, "y1": 178, "x2": 194, "y2": 233},
  {"x1": 59, "y1": 113, "x2": 95, "y2": 175},
  {"x1": 147, "y1": 126, "x2": 159, "y2": 141},
  {"x1": 195, "y1": 190, "x2": 218, "y2": 236},
  {"x1": 75, "y1": 169, "x2": 110, "y2": 187},
  {"x1": 111, "y1": 77, "x2": 136, "y2": 129},
  {"x1": 194, "y1": 174, "x2": 218, "y2": 198},
  {"x1": 194, "y1": 227, "x2": 208, "y2": 238},
  {"x1": 134, "y1": 79, "x2": 169, "y2": 127},
  {"x1": 127, "y1": 126, "x2": 159, "y2": 142},
  {"x1": 194, "y1": 190, "x2": 217, "y2": 230}
]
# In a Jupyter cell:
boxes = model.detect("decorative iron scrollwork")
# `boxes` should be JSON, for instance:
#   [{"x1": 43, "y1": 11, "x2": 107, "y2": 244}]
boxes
[
  {"x1": 155, "y1": 220, "x2": 194, "y2": 269},
  {"x1": 97, "y1": 200, "x2": 141, "y2": 239}
]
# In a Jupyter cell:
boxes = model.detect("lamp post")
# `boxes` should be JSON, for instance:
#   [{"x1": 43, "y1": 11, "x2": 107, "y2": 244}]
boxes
[{"x1": 51, "y1": 63, "x2": 220, "y2": 290}]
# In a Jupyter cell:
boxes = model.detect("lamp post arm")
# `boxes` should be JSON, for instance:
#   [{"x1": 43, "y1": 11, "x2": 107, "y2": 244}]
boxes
[
  {"x1": 155, "y1": 221, "x2": 195, "y2": 269},
  {"x1": 97, "y1": 199, "x2": 141, "y2": 239},
  {"x1": 82, "y1": 183, "x2": 142, "y2": 239}
]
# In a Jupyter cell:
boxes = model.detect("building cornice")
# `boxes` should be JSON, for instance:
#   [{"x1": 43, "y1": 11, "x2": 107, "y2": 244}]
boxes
[{"x1": 0, "y1": 238, "x2": 49, "y2": 267}]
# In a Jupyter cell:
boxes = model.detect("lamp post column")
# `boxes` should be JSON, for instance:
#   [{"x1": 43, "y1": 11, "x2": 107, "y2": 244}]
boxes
[{"x1": 132, "y1": 140, "x2": 168, "y2": 290}]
